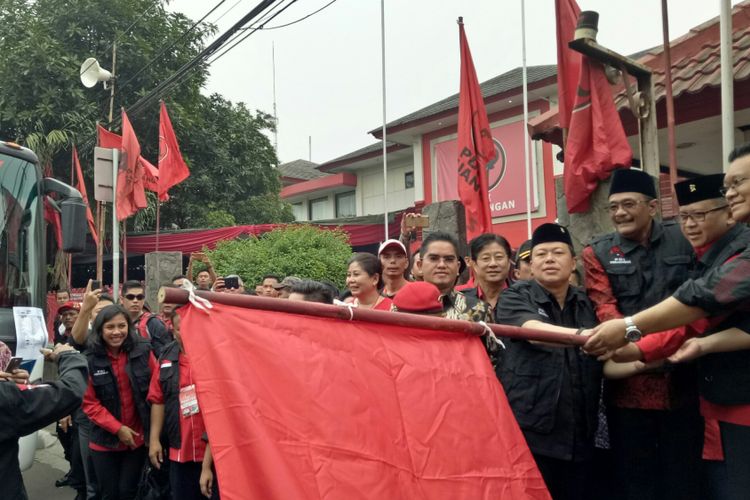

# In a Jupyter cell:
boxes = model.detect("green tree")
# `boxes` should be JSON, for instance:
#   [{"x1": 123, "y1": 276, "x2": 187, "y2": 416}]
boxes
[
  {"x1": 0, "y1": 0, "x2": 291, "y2": 230},
  {"x1": 206, "y1": 226, "x2": 352, "y2": 290}
]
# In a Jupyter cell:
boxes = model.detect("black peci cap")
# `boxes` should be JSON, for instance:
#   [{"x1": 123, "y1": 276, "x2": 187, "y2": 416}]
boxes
[
  {"x1": 674, "y1": 174, "x2": 725, "y2": 206},
  {"x1": 531, "y1": 223, "x2": 573, "y2": 249},
  {"x1": 609, "y1": 168, "x2": 657, "y2": 199}
]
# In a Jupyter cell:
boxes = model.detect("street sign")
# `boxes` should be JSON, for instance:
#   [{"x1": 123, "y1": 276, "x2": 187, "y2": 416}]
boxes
[{"x1": 94, "y1": 147, "x2": 114, "y2": 202}]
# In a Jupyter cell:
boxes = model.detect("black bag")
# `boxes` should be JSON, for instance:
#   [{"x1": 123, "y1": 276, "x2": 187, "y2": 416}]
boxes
[{"x1": 136, "y1": 462, "x2": 170, "y2": 500}]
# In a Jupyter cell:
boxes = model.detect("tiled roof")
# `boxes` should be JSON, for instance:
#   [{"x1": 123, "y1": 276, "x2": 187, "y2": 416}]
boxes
[
  {"x1": 370, "y1": 64, "x2": 557, "y2": 133},
  {"x1": 278, "y1": 159, "x2": 326, "y2": 181},
  {"x1": 319, "y1": 141, "x2": 406, "y2": 168}
]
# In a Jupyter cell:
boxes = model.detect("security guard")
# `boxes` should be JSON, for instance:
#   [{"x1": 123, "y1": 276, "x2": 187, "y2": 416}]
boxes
[
  {"x1": 581, "y1": 168, "x2": 700, "y2": 500},
  {"x1": 496, "y1": 223, "x2": 601, "y2": 500}
]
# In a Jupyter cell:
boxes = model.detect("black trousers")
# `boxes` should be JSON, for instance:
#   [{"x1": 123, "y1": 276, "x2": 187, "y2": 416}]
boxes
[
  {"x1": 532, "y1": 454, "x2": 591, "y2": 500},
  {"x1": 608, "y1": 405, "x2": 703, "y2": 500},
  {"x1": 719, "y1": 421, "x2": 750, "y2": 500},
  {"x1": 90, "y1": 447, "x2": 147, "y2": 500},
  {"x1": 76, "y1": 415, "x2": 99, "y2": 499},
  {"x1": 57, "y1": 419, "x2": 86, "y2": 490},
  {"x1": 169, "y1": 460, "x2": 204, "y2": 500}
]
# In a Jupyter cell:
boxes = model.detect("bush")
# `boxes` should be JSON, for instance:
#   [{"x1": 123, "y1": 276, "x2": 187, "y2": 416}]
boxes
[{"x1": 206, "y1": 225, "x2": 352, "y2": 290}]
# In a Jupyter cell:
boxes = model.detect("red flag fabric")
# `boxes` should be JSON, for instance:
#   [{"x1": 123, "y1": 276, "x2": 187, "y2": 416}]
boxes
[
  {"x1": 97, "y1": 125, "x2": 168, "y2": 201},
  {"x1": 72, "y1": 146, "x2": 99, "y2": 246},
  {"x1": 457, "y1": 21, "x2": 495, "y2": 241},
  {"x1": 180, "y1": 302, "x2": 549, "y2": 499},
  {"x1": 158, "y1": 102, "x2": 190, "y2": 197},
  {"x1": 555, "y1": 0, "x2": 582, "y2": 129},
  {"x1": 116, "y1": 110, "x2": 148, "y2": 221},
  {"x1": 564, "y1": 59, "x2": 633, "y2": 213}
]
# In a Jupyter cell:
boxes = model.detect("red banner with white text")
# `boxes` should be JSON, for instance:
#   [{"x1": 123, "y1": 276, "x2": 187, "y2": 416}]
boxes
[
  {"x1": 180, "y1": 302, "x2": 549, "y2": 500},
  {"x1": 436, "y1": 118, "x2": 539, "y2": 219}
]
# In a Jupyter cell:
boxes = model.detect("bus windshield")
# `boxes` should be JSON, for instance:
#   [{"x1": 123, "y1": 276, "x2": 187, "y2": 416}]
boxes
[{"x1": 0, "y1": 153, "x2": 42, "y2": 307}]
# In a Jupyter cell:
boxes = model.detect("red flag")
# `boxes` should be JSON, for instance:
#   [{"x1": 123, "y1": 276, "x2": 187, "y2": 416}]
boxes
[
  {"x1": 97, "y1": 125, "x2": 168, "y2": 201},
  {"x1": 116, "y1": 110, "x2": 148, "y2": 221},
  {"x1": 564, "y1": 59, "x2": 633, "y2": 213},
  {"x1": 180, "y1": 302, "x2": 550, "y2": 499},
  {"x1": 158, "y1": 102, "x2": 190, "y2": 197},
  {"x1": 72, "y1": 147, "x2": 99, "y2": 246},
  {"x1": 555, "y1": 0, "x2": 582, "y2": 129},
  {"x1": 457, "y1": 20, "x2": 495, "y2": 241}
]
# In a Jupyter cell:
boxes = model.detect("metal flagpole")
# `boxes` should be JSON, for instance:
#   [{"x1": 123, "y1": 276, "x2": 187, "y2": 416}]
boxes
[
  {"x1": 521, "y1": 0, "x2": 532, "y2": 238},
  {"x1": 661, "y1": 0, "x2": 678, "y2": 196},
  {"x1": 720, "y1": 0, "x2": 734, "y2": 171},
  {"x1": 380, "y1": 0, "x2": 389, "y2": 240},
  {"x1": 112, "y1": 148, "x2": 120, "y2": 301}
]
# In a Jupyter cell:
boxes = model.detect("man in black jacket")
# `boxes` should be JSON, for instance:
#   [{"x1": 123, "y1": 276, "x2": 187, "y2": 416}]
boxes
[
  {"x1": 0, "y1": 344, "x2": 88, "y2": 500},
  {"x1": 496, "y1": 223, "x2": 601, "y2": 500}
]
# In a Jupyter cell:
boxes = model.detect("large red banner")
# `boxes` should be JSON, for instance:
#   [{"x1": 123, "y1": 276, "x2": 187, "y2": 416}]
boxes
[
  {"x1": 180, "y1": 302, "x2": 549, "y2": 499},
  {"x1": 436, "y1": 118, "x2": 539, "y2": 219}
]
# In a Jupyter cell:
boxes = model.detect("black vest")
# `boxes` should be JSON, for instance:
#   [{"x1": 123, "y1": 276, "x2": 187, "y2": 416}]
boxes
[
  {"x1": 87, "y1": 340, "x2": 153, "y2": 449},
  {"x1": 695, "y1": 225, "x2": 750, "y2": 405},
  {"x1": 589, "y1": 220, "x2": 694, "y2": 315},
  {"x1": 158, "y1": 341, "x2": 183, "y2": 449}
]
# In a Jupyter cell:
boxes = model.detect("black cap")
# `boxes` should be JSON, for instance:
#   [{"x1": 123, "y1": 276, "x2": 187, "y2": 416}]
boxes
[
  {"x1": 531, "y1": 223, "x2": 573, "y2": 248},
  {"x1": 609, "y1": 168, "x2": 657, "y2": 199},
  {"x1": 515, "y1": 239, "x2": 532, "y2": 262},
  {"x1": 674, "y1": 174, "x2": 725, "y2": 206}
]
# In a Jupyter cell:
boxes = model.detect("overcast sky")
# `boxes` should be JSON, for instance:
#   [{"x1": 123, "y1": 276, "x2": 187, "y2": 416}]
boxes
[{"x1": 168, "y1": 0, "x2": 743, "y2": 165}]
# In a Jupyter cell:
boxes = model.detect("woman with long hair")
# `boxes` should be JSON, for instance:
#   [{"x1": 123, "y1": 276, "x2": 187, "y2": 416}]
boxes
[
  {"x1": 464, "y1": 234, "x2": 514, "y2": 314},
  {"x1": 82, "y1": 304, "x2": 157, "y2": 500},
  {"x1": 346, "y1": 253, "x2": 393, "y2": 311}
]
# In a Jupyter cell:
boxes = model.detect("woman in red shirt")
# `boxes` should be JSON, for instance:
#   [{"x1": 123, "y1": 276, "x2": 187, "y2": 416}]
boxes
[
  {"x1": 82, "y1": 305, "x2": 157, "y2": 500},
  {"x1": 346, "y1": 253, "x2": 393, "y2": 311}
]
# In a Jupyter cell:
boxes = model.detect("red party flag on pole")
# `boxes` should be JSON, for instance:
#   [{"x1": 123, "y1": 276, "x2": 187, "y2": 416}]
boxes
[
  {"x1": 97, "y1": 124, "x2": 167, "y2": 201},
  {"x1": 456, "y1": 18, "x2": 495, "y2": 241},
  {"x1": 72, "y1": 146, "x2": 99, "y2": 246},
  {"x1": 555, "y1": 0, "x2": 582, "y2": 130},
  {"x1": 564, "y1": 58, "x2": 633, "y2": 213},
  {"x1": 158, "y1": 101, "x2": 190, "y2": 197},
  {"x1": 116, "y1": 110, "x2": 148, "y2": 221}
]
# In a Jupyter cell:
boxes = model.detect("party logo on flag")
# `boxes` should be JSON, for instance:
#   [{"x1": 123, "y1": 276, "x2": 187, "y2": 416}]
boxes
[{"x1": 486, "y1": 138, "x2": 508, "y2": 191}]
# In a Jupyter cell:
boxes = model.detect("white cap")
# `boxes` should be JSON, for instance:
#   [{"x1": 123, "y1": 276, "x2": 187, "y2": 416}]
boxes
[{"x1": 378, "y1": 239, "x2": 407, "y2": 256}]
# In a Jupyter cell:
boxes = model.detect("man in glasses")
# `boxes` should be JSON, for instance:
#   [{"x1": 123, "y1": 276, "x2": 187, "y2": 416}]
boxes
[
  {"x1": 416, "y1": 231, "x2": 492, "y2": 323},
  {"x1": 581, "y1": 168, "x2": 699, "y2": 500},
  {"x1": 121, "y1": 280, "x2": 172, "y2": 357}
]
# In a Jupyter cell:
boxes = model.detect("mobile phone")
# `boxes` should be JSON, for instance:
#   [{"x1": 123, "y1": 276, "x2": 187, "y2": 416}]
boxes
[
  {"x1": 6, "y1": 357, "x2": 23, "y2": 372},
  {"x1": 91, "y1": 280, "x2": 101, "y2": 290},
  {"x1": 406, "y1": 215, "x2": 429, "y2": 228},
  {"x1": 224, "y1": 276, "x2": 239, "y2": 290}
]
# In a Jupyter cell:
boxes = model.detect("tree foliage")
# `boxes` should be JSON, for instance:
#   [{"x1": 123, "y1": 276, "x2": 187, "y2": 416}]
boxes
[
  {"x1": 0, "y1": 0, "x2": 292, "y2": 229},
  {"x1": 206, "y1": 226, "x2": 352, "y2": 290}
]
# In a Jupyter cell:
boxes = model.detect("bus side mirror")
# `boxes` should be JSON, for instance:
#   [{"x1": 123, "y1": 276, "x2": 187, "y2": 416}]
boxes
[{"x1": 60, "y1": 198, "x2": 88, "y2": 253}]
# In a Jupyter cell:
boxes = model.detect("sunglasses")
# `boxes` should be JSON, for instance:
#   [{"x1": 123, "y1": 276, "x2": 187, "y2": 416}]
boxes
[{"x1": 124, "y1": 294, "x2": 145, "y2": 301}]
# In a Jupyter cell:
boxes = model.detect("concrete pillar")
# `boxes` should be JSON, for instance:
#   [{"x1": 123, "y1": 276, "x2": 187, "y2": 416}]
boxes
[
  {"x1": 144, "y1": 252, "x2": 183, "y2": 311},
  {"x1": 422, "y1": 200, "x2": 468, "y2": 257}
]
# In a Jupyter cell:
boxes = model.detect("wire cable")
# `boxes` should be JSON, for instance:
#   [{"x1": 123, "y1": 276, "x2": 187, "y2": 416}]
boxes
[{"x1": 258, "y1": 0, "x2": 338, "y2": 30}]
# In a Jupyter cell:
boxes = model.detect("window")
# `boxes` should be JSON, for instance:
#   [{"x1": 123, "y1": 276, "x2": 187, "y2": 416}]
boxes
[
  {"x1": 308, "y1": 197, "x2": 328, "y2": 220},
  {"x1": 335, "y1": 191, "x2": 356, "y2": 218},
  {"x1": 291, "y1": 202, "x2": 304, "y2": 221},
  {"x1": 404, "y1": 171, "x2": 414, "y2": 189}
]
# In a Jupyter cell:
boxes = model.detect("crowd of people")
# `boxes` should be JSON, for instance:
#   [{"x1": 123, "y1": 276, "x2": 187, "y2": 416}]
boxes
[{"x1": 1, "y1": 143, "x2": 750, "y2": 500}]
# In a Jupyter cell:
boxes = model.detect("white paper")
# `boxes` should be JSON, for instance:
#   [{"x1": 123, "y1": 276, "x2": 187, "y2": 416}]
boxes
[{"x1": 13, "y1": 307, "x2": 48, "y2": 362}]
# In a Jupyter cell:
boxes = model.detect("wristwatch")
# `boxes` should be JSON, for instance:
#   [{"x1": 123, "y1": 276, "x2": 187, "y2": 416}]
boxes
[{"x1": 624, "y1": 316, "x2": 643, "y2": 342}]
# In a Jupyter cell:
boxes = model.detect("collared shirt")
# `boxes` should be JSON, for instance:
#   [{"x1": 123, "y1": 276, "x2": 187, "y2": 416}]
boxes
[
  {"x1": 496, "y1": 280, "x2": 601, "y2": 462},
  {"x1": 441, "y1": 290, "x2": 493, "y2": 323}
]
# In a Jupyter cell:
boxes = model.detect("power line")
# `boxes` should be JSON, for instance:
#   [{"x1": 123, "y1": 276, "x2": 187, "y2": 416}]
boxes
[{"x1": 258, "y1": 0, "x2": 339, "y2": 30}]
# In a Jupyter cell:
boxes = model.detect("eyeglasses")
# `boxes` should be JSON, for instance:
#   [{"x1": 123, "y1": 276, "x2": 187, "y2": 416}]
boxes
[
  {"x1": 424, "y1": 254, "x2": 458, "y2": 264},
  {"x1": 604, "y1": 199, "x2": 650, "y2": 213},
  {"x1": 677, "y1": 205, "x2": 728, "y2": 223},
  {"x1": 720, "y1": 176, "x2": 749, "y2": 196},
  {"x1": 124, "y1": 294, "x2": 145, "y2": 301}
]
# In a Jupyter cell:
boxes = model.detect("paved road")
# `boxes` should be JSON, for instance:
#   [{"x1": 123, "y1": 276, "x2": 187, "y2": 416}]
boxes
[{"x1": 21, "y1": 426, "x2": 77, "y2": 500}]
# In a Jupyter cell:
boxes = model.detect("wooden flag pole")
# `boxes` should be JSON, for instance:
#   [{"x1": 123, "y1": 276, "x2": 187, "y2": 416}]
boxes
[{"x1": 161, "y1": 288, "x2": 587, "y2": 347}]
